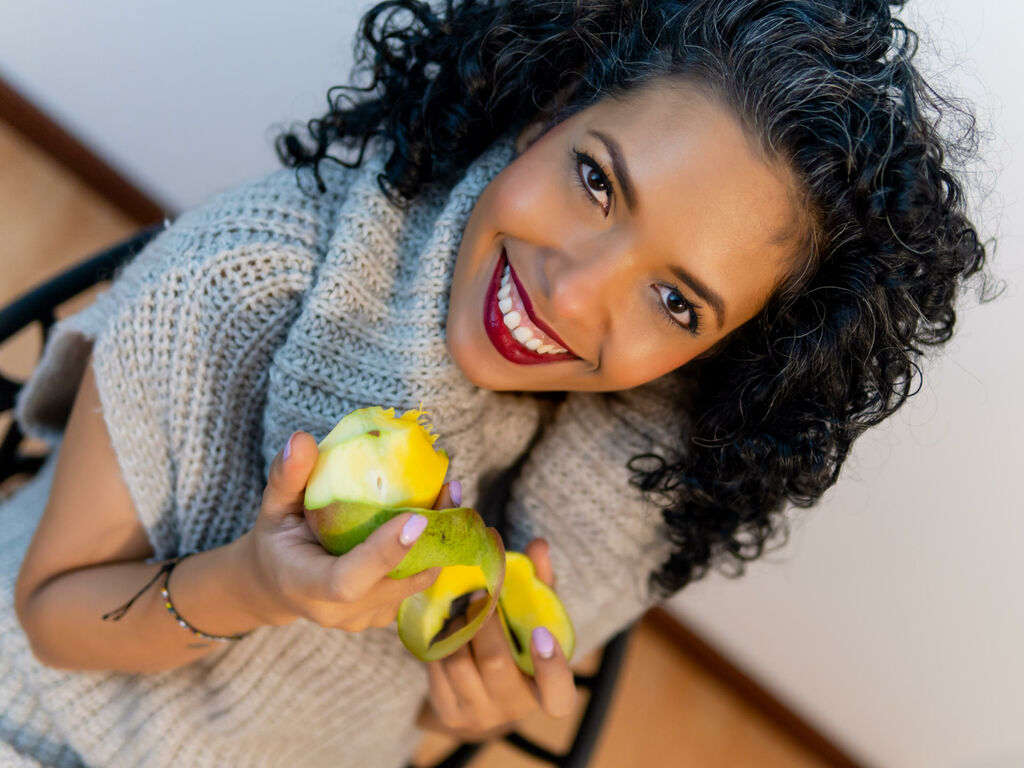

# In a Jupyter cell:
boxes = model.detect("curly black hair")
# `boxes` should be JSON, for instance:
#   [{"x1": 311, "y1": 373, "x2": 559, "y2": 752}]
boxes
[{"x1": 277, "y1": 0, "x2": 992, "y2": 599}]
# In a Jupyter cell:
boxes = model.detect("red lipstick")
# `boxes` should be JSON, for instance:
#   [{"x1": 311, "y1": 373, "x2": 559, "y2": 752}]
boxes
[{"x1": 483, "y1": 250, "x2": 577, "y2": 365}]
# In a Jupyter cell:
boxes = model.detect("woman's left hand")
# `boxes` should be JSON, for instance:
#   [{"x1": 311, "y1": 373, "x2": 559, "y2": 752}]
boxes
[{"x1": 418, "y1": 537, "x2": 578, "y2": 741}]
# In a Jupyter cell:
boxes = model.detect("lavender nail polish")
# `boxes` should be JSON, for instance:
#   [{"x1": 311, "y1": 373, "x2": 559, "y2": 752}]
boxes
[
  {"x1": 400, "y1": 514, "x2": 428, "y2": 546},
  {"x1": 449, "y1": 480, "x2": 463, "y2": 506},
  {"x1": 533, "y1": 626, "x2": 555, "y2": 659}
]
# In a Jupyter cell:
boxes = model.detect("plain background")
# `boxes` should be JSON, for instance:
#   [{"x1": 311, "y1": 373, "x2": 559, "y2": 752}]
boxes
[{"x1": 1, "y1": 2, "x2": 1021, "y2": 767}]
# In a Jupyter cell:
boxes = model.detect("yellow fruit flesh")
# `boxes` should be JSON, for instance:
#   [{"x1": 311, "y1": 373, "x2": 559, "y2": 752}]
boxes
[
  {"x1": 302, "y1": 406, "x2": 574, "y2": 672},
  {"x1": 304, "y1": 500, "x2": 507, "y2": 662},
  {"x1": 305, "y1": 406, "x2": 448, "y2": 511},
  {"x1": 498, "y1": 552, "x2": 576, "y2": 675}
]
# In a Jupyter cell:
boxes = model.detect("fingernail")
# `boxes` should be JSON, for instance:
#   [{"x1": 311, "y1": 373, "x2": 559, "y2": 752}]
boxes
[
  {"x1": 449, "y1": 480, "x2": 462, "y2": 506},
  {"x1": 533, "y1": 626, "x2": 555, "y2": 659},
  {"x1": 400, "y1": 514, "x2": 428, "y2": 546},
  {"x1": 283, "y1": 432, "x2": 296, "y2": 461}
]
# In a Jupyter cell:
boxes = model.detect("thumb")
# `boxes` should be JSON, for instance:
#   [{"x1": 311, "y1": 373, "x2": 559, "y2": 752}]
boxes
[
  {"x1": 261, "y1": 431, "x2": 320, "y2": 521},
  {"x1": 525, "y1": 538, "x2": 555, "y2": 588},
  {"x1": 432, "y1": 480, "x2": 463, "y2": 510}
]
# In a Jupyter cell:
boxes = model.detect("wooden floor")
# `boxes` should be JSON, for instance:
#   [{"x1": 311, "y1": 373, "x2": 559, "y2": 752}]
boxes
[{"x1": 0, "y1": 117, "x2": 829, "y2": 768}]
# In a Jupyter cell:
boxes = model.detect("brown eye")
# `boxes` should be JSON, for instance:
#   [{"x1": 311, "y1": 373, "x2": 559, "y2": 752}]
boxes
[
  {"x1": 575, "y1": 152, "x2": 612, "y2": 213},
  {"x1": 665, "y1": 289, "x2": 687, "y2": 314},
  {"x1": 654, "y1": 284, "x2": 699, "y2": 333},
  {"x1": 585, "y1": 166, "x2": 607, "y2": 192}
]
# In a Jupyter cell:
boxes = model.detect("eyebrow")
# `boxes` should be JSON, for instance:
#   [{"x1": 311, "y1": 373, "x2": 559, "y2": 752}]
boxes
[
  {"x1": 588, "y1": 130, "x2": 638, "y2": 213},
  {"x1": 668, "y1": 265, "x2": 727, "y2": 330},
  {"x1": 589, "y1": 128, "x2": 726, "y2": 330}
]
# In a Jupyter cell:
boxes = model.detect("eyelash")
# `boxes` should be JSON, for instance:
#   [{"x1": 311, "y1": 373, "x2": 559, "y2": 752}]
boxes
[
  {"x1": 573, "y1": 148, "x2": 614, "y2": 214},
  {"x1": 655, "y1": 285, "x2": 702, "y2": 336},
  {"x1": 572, "y1": 147, "x2": 702, "y2": 336}
]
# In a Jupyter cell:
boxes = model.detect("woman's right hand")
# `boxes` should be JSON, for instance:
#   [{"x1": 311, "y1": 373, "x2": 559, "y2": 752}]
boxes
[{"x1": 236, "y1": 431, "x2": 442, "y2": 632}]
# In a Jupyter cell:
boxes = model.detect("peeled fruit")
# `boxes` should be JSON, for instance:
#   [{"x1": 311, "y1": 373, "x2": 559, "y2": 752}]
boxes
[
  {"x1": 303, "y1": 406, "x2": 505, "y2": 661},
  {"x1": 303, "y1": 405, "x2": 574, "y2": 673},
  {"x1": 305, "y1": 406, "x2": 448, "y2": 511},
  {"x1": 498, "y1": 551, "x2": 576, "y2": 675},
  {"x1": 412, "y1": 551, "x2": 577, "y2": 675}
]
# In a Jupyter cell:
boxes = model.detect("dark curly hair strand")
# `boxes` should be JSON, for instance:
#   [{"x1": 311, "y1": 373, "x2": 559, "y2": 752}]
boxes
[{"x1": 277, "y1": 0, "x2": 992, "y2": 599}]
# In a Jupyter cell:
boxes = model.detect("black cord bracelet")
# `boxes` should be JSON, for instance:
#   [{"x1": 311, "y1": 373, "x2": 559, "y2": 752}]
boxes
[{"x1": 102, "y1": 553, "x2": 252, "y2": 643}]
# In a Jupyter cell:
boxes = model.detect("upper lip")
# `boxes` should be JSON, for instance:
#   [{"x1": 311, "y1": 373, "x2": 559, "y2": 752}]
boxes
[{"x1": 505, "y1": 252, "x2": 578, "y2": 357}]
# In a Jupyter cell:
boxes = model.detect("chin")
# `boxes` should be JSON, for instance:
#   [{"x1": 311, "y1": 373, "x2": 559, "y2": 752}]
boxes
[{"x1": 446, "y1": 333, "x2": 499, "y2": 390}]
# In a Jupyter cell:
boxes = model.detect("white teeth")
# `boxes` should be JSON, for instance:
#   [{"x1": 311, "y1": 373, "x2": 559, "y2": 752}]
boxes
[
  {"x1": 538, "y1": 344, "x2": 567, "y2": 354},
  {"x1": 503, "y1": 310, "x2": 521, "y2": 330},
  {"x1": 496, "y1": 260, "x2": 571, "y2": 356}
]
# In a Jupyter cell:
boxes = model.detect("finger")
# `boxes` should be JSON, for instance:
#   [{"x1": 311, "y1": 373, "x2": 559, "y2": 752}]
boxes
[
  {"x1": 529, "y1": 626, "x2": 577, "y2": 719},
  {"x1": 524, "y1": 538, "x2": 554, "y2": 587},
  {"x1": 287, "y1": 529, "x2": 440, "y2": 607},
  {"x1": 432, "y1": 480, "x2": 463, "y2": 510},
  {"x1": 427, "y1": 660, "x2": 463, "y2": 725},
  {"x1": 369, "y1": 605, "x2": 399, "y2": 628},
  {"x1": 297, "y1": 561, "x2": 440, "y2": 620},
  {"x1": 327, "y1": 512, "x2": 431, "y2": 602},
  {"x1": 469, "y1": 608, "x2": 535, "y2": 716},
  {"x1": 261, "y1": 431, "x2": 320, "y2": 522},
  {"x1": 425, "y1": 663, "x2": 462, "y2": 720},
  {"x1": 368, "y1": 565, "x2": 442, "y2": 604},
  {"x1": 443, "y1": 641, "x2": 493, "y2": 713},
  {"x1": 362, "y1": 569, "x2": 438, "y2": 622}
]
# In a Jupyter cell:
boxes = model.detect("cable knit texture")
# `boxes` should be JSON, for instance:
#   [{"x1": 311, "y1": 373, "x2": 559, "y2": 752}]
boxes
[{"x1": 1, "y1": 139, "x2": 685, "y2": 767}]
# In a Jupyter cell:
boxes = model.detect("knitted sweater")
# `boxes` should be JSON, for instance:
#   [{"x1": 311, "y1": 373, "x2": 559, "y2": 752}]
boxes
[{"x1": 0, "y1": 139, "x2": 687, "y2": 768}]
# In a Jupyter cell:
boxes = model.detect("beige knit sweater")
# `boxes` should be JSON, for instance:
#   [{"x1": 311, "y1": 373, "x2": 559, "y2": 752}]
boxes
[{"x1": 0, "y1": 139, "x2": 687, "y2": 767}]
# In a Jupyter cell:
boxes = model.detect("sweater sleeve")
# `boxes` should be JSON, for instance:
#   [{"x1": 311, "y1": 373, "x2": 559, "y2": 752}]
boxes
[
  {"x1": 502, "y1": 371, "x2": 692, "y2": 662},
  {"x1": 14, "y1": 167, "x2": 350, "y2": 558}
]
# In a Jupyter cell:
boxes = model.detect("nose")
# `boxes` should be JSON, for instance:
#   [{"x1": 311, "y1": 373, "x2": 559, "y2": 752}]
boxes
[{"x1": 545, "y1": 240, "x2": 629, "y2": 334}]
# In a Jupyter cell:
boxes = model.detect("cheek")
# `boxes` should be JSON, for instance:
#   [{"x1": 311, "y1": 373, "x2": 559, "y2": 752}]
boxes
[
  {"x1": 600, "y1": 334, "x2": 700, "y2": 390},
  {"x1": 489, "y1": 152, "x2": 567, "y2": 236}
]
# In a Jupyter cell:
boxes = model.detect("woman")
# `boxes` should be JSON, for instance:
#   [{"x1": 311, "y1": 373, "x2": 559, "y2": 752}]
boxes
[{"x1": 3, "y1": 1, "x2": 988, "y2": 766}]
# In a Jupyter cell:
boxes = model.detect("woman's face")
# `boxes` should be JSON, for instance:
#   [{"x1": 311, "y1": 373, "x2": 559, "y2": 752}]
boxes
[{"x1": 446, "y1": 80, "x2": 804, "y2": 392}]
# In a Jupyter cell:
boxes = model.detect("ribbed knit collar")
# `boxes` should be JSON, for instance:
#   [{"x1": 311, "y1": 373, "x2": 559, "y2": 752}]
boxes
[{"x1": 261, "y1": 137, "x2": 525, "y2": 486}]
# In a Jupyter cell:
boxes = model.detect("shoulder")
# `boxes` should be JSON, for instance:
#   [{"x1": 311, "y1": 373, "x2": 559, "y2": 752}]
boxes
[
  {"x1": 105, "y1": 164, "x2": 360, "y2": 322},
  {"x1": 155, "y1": 164, "x2": 354, "y2": 272}
]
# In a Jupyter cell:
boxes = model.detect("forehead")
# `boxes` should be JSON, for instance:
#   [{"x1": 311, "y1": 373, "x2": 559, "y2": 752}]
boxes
[{"x1": 574, "y1": 81, "x2": 802, "y2": 306}]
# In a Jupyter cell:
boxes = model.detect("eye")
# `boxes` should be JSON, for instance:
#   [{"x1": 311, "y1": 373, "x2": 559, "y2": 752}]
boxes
[
  {"x1": 573, "y1": 150, "x2": 613, "y2": 214},
  {"x1": 654, "y1": 284, "x2": 701, "y2": 335}
]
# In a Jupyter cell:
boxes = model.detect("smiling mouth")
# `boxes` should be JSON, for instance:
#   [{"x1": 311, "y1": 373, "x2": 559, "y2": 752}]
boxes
[{"x1": 483, "y1": 250, "x2": 578, "y2": 365}]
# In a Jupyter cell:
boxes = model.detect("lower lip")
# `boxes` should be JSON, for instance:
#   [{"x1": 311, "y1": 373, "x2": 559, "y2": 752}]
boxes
[{"x1": 483, "y1": 251, "x2": 577, "y2": 365}]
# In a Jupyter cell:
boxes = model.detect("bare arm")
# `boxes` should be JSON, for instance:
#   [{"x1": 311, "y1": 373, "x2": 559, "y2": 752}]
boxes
[
  {"x1": 13, "y1": 355, "x2": 274, "y2": 672},
  {"x1": 13, "y1": 354, "x2": 441, "y2": 673}
]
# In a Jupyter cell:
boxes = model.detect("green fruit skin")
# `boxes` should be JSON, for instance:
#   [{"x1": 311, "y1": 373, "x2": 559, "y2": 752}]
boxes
[
  {"x1": 303, "y1": 499, "x2": 507, "y2": 662},
  {"x1": 497, "y1": 552, "x2": 576, "y2": 676},
  {"x1": 304, "y1": 501, "x2": 498, "y2": 578}
]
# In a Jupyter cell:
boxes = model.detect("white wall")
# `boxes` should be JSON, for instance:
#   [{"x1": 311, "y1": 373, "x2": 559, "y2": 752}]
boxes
[
  {"x1": 0, "y1": 0, "x2": 374, "y2": 211},
  {"x1": 666, "y1": 3, "x2": 1024, "y2": 767},
  {"x1": 1, "y1": 2, "x2": 1021, "y2": 767}
]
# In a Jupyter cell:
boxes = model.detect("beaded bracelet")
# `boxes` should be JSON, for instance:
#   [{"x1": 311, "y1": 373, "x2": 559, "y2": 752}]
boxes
[
  {"x1": 160, "y1": 554, "x2": 252, "y2": 642},
  {"x1": 102, "y1": 553, "x2": 252, "y2": 643}
]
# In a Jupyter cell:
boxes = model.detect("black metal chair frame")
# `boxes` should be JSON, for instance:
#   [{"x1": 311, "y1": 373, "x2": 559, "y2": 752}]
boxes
[{"x1": 0, "y1": 229, "x2": 633, "y2": 768}]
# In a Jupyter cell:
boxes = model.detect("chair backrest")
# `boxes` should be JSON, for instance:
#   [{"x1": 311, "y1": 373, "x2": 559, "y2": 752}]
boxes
[
  {"x1": 0, "y1": 228, "x2": 633, "y2": 768},
  {"x1": 0, "y1": 225, "x2": 164, "y2": 488}
]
